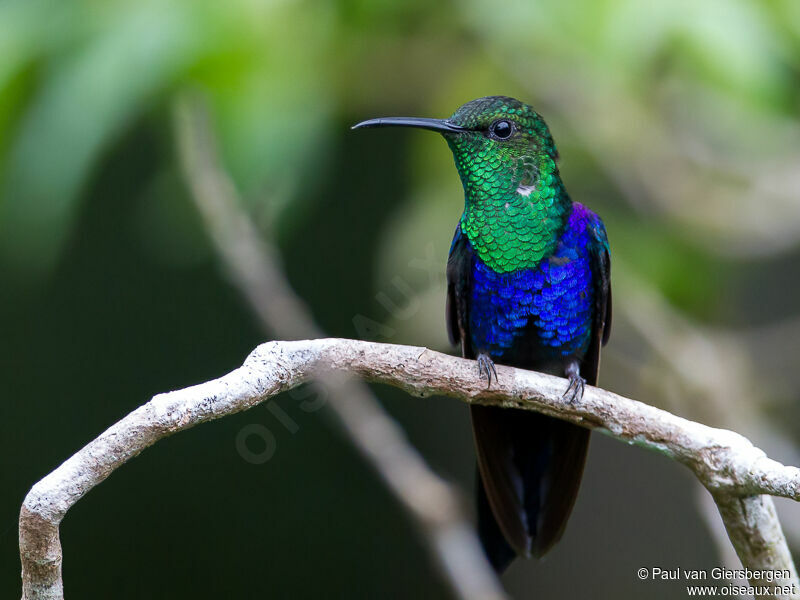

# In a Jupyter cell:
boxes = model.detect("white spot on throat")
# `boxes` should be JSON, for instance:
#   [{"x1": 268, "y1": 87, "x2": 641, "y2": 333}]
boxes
[{"x1": 516, "y1": 184, "x2": 535, "y2": 197}]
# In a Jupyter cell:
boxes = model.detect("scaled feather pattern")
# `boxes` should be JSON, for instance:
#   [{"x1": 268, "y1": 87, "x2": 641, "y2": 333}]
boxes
[{"x1": 462, "y1": 203, "x2": 605, "y2": 358}]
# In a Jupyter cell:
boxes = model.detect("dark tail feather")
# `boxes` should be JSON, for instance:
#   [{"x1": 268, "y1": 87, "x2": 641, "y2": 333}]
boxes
[
  {"x1": 472, "y1": 405, "x2": 590, "y2": 568},
  {"x1": 476, "y1": 469, "x2": 516, "y2": 573}
]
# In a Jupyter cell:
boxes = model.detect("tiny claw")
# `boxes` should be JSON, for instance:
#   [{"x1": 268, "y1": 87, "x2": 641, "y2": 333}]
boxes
[
  {"x1": 476, "y1": 353, "x2": 497, "y2": 388},
  {"x1": 562, "y1": 360, "x2": 585, "y2": 403},
  {"x1": 561, "y1": 375, "x2": 585, "y2": 404}
]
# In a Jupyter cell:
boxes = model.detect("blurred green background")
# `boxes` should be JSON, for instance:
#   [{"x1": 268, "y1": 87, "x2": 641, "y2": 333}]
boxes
[{"x1": 3, "y1": 0, "x2": 800, "y2": 597}]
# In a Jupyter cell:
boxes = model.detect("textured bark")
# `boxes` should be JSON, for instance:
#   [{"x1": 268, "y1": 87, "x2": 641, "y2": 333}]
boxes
[
  {"x1": 714, "y1": 495, "x2": 798, "y2": 598},
  {"x1": 20, "y1": 339, "x2": 800, "y2": 599}
]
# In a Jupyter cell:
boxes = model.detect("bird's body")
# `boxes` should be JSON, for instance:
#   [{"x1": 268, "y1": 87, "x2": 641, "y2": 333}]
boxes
[
  {"x1": 354, "y1": 96, "x2": 611, "y2": 572},
  {"x1": 448, "y1": 197, "x2": 609, "y2": 570},
  {"x1": 450, "y1": 200, "x2": 605, "y2": 365}
]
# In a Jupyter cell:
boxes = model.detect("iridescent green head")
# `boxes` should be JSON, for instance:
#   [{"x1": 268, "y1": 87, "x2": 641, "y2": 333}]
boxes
[
  {"x1": 353, "y1": 96, "x2": 570, "y2": 272},
  {"x1": 353, "y1": 96, "x2": 560, "y2": 200}
]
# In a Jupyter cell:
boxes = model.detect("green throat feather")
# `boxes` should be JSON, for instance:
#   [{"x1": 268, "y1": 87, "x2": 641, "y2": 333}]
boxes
[{"x1": 444, "y1": 97, "x2": 571, "y2": 273}]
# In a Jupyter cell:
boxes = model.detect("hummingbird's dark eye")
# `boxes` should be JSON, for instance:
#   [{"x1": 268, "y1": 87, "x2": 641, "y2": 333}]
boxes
[{"x1": 489, "y1": 119, "x2": 513, "y2": 140}]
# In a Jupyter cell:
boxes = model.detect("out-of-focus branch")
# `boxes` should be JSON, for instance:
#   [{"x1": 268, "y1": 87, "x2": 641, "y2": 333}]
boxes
[
  {"x1": 171, "y1": 92, "x2": 505, "y2": 600},
  {"x1": 615, "y1": 268, "x2": 800, "y2": 551},
  {"x1": 697, "y1": 487, "x2": 750, "y2": 599},
  {"x1": 20, "y1": 338, "x2": 800, "y2": 599}
]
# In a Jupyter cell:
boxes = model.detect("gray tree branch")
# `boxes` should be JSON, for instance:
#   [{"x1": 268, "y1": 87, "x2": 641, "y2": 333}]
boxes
[{"x1": 20, "y1": 338, "x2": 800, "y2": 599}]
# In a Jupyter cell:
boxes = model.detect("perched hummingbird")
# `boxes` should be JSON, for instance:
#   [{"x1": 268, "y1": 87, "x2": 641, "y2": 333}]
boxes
[{"x1": 354, "y1": 96, "x2": 611, "y2": 572}]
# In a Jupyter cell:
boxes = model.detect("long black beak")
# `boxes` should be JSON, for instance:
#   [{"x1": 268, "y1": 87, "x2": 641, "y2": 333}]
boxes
[{"x1": 351, "y1": 116, "x2": 465, "y2": 133}]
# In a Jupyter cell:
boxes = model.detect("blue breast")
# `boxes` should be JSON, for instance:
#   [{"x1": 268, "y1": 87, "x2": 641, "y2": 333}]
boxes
[{"x1": 467, "y1": 203, "x2": 598, "y2": 360}]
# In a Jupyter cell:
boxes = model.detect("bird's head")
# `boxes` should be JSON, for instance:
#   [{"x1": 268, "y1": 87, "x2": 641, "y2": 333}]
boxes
[{"x1": 353, "y1": 96, "x2": 560, "y2": 198}]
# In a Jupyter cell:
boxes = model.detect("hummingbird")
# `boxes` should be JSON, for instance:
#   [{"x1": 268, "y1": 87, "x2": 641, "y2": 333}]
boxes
[{"x1": 353, "y1": 96, "x2": 611, "y2": 572}]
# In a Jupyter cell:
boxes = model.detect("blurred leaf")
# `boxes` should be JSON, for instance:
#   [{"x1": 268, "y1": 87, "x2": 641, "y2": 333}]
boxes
[
  {"x1": 0, "y1": 0, "x2": 201, "y2": 276},
  {"x1": 192, "y1": 2, "x2": 337, "y2": 229}
]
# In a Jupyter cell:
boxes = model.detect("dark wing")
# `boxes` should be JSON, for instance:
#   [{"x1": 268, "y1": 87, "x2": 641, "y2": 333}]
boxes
[
  {"x1": 446, "y1": 225, "x2": 473, "y2": 356},
  {"x1": 581, "y1": 214, "x2": 612, "y2": 386}
]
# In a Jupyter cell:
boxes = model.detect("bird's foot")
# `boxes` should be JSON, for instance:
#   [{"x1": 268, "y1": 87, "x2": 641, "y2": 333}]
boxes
[
  {"x1": 562, "y1": 375, "x2": 585, "y2": 404},
  {"x1": 562, "y1": 361, "x2": 585, "y2": 404},
  {"x1": 476, "y1": 353, "x2": 498, "y2": 388}
]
